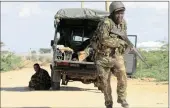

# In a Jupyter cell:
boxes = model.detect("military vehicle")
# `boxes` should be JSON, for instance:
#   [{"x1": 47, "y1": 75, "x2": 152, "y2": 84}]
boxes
[{"x1": 50, "y1": 8, "x2": 137, "y2": 90}]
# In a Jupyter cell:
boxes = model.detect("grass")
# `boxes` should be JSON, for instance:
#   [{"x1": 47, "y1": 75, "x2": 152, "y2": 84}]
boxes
[
  {"x1": 133, "y1": 69, "x2": 168, "y2": 82},
  {"x1": 1, "y1": 52, "x2": 52, "y2": 72},
  {"x1": 132, "y1": 49, "x2": 168, "y2": 82},
  {"x1": 1, "y1": 52, "x2": 25, "y2": 72}
]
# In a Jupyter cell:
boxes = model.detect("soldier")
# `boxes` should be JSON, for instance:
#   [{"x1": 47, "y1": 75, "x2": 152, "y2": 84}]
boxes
[
  {"x1": 28, "y1": 63, "x2": 51, "y2": 90},
  {"x1": 90, "y1": 1, "x2": 129, "y2": 108}
]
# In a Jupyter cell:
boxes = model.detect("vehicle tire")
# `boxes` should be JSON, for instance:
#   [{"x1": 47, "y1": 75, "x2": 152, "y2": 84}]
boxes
[
  {"x1": 51, "y1": 68, "x2": 61, "y2": 90},
  {"x1": 52, "y1": 82, "x2": 60, "y2": 90}
]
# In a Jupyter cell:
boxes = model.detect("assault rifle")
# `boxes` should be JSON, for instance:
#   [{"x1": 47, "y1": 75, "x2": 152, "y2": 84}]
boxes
[{"x1": 110, "y1": 28, "x2": 150, "y2": 68}]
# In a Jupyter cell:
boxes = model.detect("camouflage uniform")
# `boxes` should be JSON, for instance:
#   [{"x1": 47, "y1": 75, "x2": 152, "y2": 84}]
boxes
[
  {"x1": 92, "y1": 16, "x2": 128, "y2": 107},
  {"x1": 29, "y1": 68, "x2": 51, "y2": 90},
  {"x1": 84, "y1": 2, "x2": 129, "y2": 107}
]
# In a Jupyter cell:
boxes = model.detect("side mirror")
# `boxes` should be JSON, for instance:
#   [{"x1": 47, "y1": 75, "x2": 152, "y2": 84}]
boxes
[{"x1": 51, "y1": 40, "x2": 54, "y2": 47}]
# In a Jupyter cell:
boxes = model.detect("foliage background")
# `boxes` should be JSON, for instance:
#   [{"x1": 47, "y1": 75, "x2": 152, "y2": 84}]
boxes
[{"x1": 133, "y1": 43, "x2": 168, "y2": 81}]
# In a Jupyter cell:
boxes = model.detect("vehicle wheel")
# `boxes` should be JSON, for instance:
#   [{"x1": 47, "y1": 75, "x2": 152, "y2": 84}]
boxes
[
  {"x1": 52, "y1": 82, "x2": 60, "y2": 90},
  {"x1": 51, "y1": 68, "x2": 61, "y2": 90}
]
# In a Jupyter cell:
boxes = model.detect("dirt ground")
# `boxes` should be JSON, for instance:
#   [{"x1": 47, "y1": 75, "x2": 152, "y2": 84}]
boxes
[{"x1": 1, "y1": 65, "x2": 168, "y2": 108}]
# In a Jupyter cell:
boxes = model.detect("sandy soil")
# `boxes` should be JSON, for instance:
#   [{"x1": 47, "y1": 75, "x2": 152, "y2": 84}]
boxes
[{"x1": 1, "y1": 66, "x2": 168, "y2": 108}]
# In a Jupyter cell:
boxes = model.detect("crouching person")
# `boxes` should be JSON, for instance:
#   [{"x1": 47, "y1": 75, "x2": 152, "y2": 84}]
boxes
[{"x1": 28, "y1": 63, "x2": 51, "y2": 90}]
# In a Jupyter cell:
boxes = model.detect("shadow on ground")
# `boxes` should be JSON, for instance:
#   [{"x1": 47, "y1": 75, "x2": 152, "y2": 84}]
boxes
[
  {"x1": 1, "y1": 86, "x2": 101, "y2": 93},
  {"x1": 1, "y1": 86, "x2": 31, "y2": 92},
  {"x1": 57, "y1": 86, "x2": 101, "y2": 93}
]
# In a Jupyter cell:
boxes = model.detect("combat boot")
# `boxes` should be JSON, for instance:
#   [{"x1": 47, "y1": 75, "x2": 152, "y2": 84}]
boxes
[
  {"x1": 105, "y1": 101, "x2": 113, "y2": 108},
  {"x1": 117, "y1": 99, "x2": 129, "y2": 108}
]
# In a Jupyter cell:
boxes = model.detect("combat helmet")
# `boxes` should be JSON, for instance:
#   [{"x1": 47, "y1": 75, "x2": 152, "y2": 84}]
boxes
[{"x1": 109, "y1": 1, "x2": 125, "y2": 14}]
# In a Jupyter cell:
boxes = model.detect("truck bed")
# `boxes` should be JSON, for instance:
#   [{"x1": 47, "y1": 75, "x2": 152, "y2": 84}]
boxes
[
  {"x1": 54, "y1": 60, "x2": 96, "y2": 74},
  {"x1": 54, "y1": 52, "x2": 136, "y2": 76}
]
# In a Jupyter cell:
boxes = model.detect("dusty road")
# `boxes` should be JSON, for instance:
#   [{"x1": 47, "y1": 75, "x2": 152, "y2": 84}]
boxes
[{"x1": 1, "y1": 66, "x2": 168, "y2": 108}]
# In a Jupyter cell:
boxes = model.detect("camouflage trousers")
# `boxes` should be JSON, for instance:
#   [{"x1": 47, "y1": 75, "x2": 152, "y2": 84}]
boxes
[{"x1": 95, "y1": 55, "x2": 127, "y2": 106}]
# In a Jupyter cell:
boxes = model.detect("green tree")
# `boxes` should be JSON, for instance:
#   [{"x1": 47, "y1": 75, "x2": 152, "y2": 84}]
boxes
[{"x1": 1, "y1": 42, "x2": 24, "y2": 72}]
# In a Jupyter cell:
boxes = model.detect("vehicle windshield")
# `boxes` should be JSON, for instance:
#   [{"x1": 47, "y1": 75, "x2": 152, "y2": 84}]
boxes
[{"x1": 71, "y1": 28, "x2": 91, "y2": 42}]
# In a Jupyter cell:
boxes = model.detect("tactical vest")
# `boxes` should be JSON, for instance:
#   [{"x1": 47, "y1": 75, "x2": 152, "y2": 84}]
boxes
[{"x1": 91, "y1": 17, "x2": 127, "y2": 55}]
